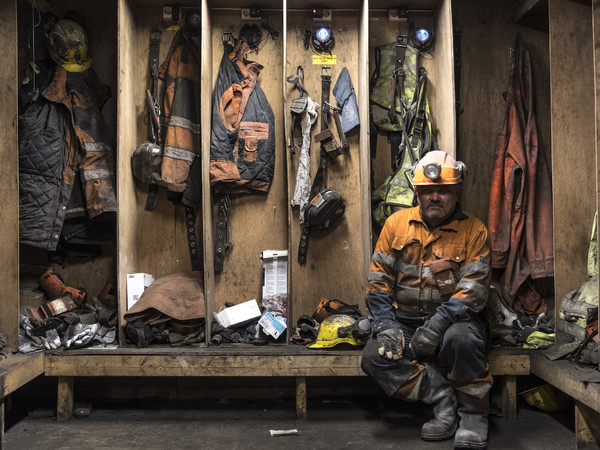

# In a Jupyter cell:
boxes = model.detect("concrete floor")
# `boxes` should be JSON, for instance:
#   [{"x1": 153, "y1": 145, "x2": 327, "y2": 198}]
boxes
[{"x1": 4, "y1": 394, "x2": 575, "y2": 450}]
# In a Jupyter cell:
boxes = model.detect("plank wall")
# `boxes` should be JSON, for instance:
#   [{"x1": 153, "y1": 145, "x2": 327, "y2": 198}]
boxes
[
  {"x1": 285, "y1": 3, "x2": 368, "y2": 321},
  {"x1": 118, "y1": 1, "x2": 204, "y2": 340},
  {"x1": 453, "y1": 0, "x2": 551, "y2": 227},
  {"x1": 596, "y1": 0, "x2": 600, "y2": 225},
  {"x1": 208, "y1": 8, "x2": 288, "y2": 316},
  {"x1": 549, "y1": 0, "x2": 595, "y2": 302},
  {"x1": 0, "y1": 0, "x2": 19, "y2": 350},
  {"x1": 369, "y1": 1, "x2": 455, "y2": 188},
  {"x1": 17, "y1": 1, "x2": 118, "y2": 312}
]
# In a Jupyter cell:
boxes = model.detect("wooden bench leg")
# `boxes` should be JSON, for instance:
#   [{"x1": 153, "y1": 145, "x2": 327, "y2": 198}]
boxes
[
  {"x1": 296, "y1": 376, "x2": 306, "y2": 420},
  {"x1": 57, "y1": 376, "x2": 74, "y2": 422},
  {"x1": 575, "y1": 400, "x2": 600, "y2": 448},
  {"x1": 500, "y1": 375, "x2": 517, "y2": 419},
  {"x1": 0, "y1": 397, "x2": 5, "y2": 450}
]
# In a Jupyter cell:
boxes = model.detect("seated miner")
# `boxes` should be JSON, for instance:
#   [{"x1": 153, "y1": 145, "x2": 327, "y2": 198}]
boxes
[{"x1": 361, "y1": 150, "x2": 492, "y2": 449}]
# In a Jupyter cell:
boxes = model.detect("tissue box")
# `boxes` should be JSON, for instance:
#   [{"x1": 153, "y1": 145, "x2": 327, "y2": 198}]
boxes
[
  {"x1": 258, "y1": 311, "x2": 287, "y2": 338},
  {"x1": 215, "y1": 299, "x2": 261, "y2": 328},
  {"x1": 126, "y1": 273, "x2": 154, "y2": 310}
]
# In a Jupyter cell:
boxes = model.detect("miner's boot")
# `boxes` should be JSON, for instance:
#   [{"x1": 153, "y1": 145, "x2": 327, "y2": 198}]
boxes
[
  {"x1": 419, "y1": 363, "x2": 458, "y2": 441},
  {"x1": 454, "y1": 391, "x2": 489, "y2": 449}
]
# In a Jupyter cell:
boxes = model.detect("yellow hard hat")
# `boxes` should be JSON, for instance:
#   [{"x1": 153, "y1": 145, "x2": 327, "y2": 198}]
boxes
[
  {"x1": 412, "y1": 150, "x2": 467, "y2": 185},
  {"x1": 308, "y1": 314, "x2": 366, "y2": 349}
]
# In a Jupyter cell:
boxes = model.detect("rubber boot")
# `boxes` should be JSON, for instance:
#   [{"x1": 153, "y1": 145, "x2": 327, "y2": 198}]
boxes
[
  {"x1": 454, "y1": 391, "x2": 489, "y2": 449},
  {"x1": 419, "y1": 364, "x2": 458, "y2": 441}
]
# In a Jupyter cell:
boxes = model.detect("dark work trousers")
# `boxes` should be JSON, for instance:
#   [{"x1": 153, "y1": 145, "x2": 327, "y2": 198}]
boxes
[{"x1": 361, "y1": 317, "x2": 487, "y2": 397}]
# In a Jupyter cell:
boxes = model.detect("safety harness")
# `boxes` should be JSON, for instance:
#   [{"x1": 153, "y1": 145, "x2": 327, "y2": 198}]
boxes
[{"x1": 369, "y1": 33, "x2": 437, "y2": 229}]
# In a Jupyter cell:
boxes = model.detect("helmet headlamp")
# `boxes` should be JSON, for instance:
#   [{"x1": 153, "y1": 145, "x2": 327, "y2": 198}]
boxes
[{"x1": 423, "y1": 162, "x2": 442, "y2": 180}]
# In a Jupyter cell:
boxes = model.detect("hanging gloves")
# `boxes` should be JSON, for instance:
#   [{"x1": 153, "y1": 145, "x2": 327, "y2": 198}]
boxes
[
  {"x1": 410, "y1": 320, "x2": 441, "y2": 360},
  {"x1": 376, "y1": 327, "x2": 405, "y2": 361}
]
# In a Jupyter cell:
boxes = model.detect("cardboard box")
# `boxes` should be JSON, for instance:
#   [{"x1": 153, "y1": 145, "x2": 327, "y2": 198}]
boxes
[
  {"x1": 126, "y1": 273, "x2": 154, "y2": 310},
  {"x1": 215, "y1": 299, "x2": 261, "y2": 328},
  {"x1": 260, "y1": 250, "x2": 288, "y2": 298},
  {"x1": 258, "y1": 312, "x2": 287, "y2": 338}
]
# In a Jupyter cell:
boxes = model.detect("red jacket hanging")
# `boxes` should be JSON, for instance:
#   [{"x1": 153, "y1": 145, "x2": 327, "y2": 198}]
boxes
[{"x1": 487, "y1": 35, "x2": 553, "y2": 316}]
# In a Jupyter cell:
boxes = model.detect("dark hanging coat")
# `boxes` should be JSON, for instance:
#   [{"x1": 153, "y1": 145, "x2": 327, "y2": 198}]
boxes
[
  {"x1": 487, "y1": 35, "x2": 553, "y2": 316},
  {"x1": 19, "y1": 61, "x2": 117, "y2": 252},
  {"x1": 207, "y1": 39, "x2": 275, "y2": 195}
]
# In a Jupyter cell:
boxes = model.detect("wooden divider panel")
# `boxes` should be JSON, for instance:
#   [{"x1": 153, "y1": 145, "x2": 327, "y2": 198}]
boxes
[
  {"x1": 16, "y1": 1, "x2": 118, "y2": 321},
  {"x1": 209, "y1": 8, "x2": 288, "y2": 312},
  {"x1": 549, "y1": 0, "x2": 595, "y2": 304},
  {"x1": 0, "y1": 0, "x2": 18, "y2": 348},
  {"x1": 286, "y1": 4, "x2": 367, "y2": 321},
  {"x1": 452, "y1": 0, "x2": 551, "y2": 224}
]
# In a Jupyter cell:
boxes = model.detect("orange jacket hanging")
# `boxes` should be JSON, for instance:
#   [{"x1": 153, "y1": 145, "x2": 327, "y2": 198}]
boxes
[{"x1": 487, "y1": 35, "x2": 553, "y2": 316}]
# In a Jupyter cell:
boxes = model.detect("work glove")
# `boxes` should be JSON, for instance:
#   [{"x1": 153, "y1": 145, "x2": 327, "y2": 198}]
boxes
[
  {"x1": 410, "y1": 320, "x2": 441, "y2": 360},
  {"x1": 63, "y1": 323, "x2": 100, "y2": 349},
  {"x1": 43, "y1": 329, "x2": 62, "y2": 350},
  {"x1": 376, "y1": 327, "x2": 405, "y2": 361}
]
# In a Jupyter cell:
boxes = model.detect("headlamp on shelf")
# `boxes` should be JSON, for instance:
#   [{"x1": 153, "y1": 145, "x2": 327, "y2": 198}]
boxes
[
  {"x1": 411, "y1": 26, "x2": 434, "y2": 51},
  {"x1": 310, "y1": 25, "x2": 334, "y2": 53},
  {"x1": 315, "y1": 26, "x2": 331, "y2": 43}
]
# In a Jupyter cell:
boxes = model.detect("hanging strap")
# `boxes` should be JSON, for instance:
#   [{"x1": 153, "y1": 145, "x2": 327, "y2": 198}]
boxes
[
  {"x1": 316, "y1": 67, "x2": 343, "y2": 159},
  {"x1": 321, "y1": 66, "x2": 331, "y2": 131},
  {"x1": 408, "y1": 69, "x2": 430, "y2": 157},
  {"x1": 144, "y1": 28, "x2": 162, "y2": 212},
  {"x1": 185, "y1": 206, "x2": 202, "y2": 271},
  {"x1": 328, "y1": 102, "x2": 349, "y2": 154},
  {"x1": 214, "y1": 195, "x2": 232, "y2": 274},
  {"x1": 148, "y1": 27, "x2": 162, "y2": 143},
  {"x1": 389, "y1": 35, "x2": 408, "y2": 123}
]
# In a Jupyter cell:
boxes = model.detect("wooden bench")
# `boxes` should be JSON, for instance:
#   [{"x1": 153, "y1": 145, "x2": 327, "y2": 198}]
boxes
[
  {"x1": 531, "y1": 352, "x2": 600, "y2": 447},
  {"x1": 44, "y1": 346, "x2": 530, "y2": 421},
  {"x1": 0, "y1": 352, "x2": 45, "y2": 449}
]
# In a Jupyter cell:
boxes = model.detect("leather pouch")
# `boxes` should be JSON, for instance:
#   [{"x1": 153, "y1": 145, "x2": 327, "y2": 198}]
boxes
[{"x1": 429, "y1": 258, "x2": 456, "y2": 296}]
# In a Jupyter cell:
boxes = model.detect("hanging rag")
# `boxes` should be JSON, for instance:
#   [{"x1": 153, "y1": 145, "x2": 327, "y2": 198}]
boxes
[
  {"x1": 333, "y1": 67, "x2": 360, "y2": 133},
  {"x1": 487, "y1": 34, "x2": 553, "y2": 316},
  {"x1": 291, "y1": 96, "x2": 319, "y2": 223}
]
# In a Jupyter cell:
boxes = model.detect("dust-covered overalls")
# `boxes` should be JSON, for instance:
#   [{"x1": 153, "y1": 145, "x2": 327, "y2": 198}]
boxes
[{"x1": 361, "y1": 203, "x2": 492, "y2": 447}]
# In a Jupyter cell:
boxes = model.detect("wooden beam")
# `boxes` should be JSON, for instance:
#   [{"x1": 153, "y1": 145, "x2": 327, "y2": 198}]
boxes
[
  {"x1": 57, "y1": 376, "x2": 74, "y2": 423},
  {"x1": 501, "y1": 375, "x2": 518, "y2": 419},
  {"x1": 0, "y1": 398, "x2": 4, "y2": 450},
  {"x1": 46, "y1": 353, "x2": 366, "y2": 377},
  {"x1": 45, "y1": 347, "x2": 528, "y2": 377},
  {"x1": 0, "y1": 352, "x2": 44, "y2": 398},
  {"x1": 488, "y1": 351, "x2": 530, "y2": 376},
  {"x1": 531, "y1": 353, "x2": 600, "y2": 413},
  {"x1": 575, "y1": 401, "x2": 600, "y2": 448},
  {"x1": 296, "y1": 376, "x2": 307, "y2": 420},
  {"x1": 0, "y1": 0, "x2": 19, "y2": 352}
]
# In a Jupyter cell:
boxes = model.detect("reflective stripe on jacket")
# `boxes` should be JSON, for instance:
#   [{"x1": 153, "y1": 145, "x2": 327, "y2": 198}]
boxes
[
  {"x1": 367, "y1": 206, "x2": 491, "y2": 322},
  {"x1": 209, "y1": 40, "x2": 275, "y2": 194},
  {"x1": 158, "y1": 29, "x2": 201, "y2": 193}
]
